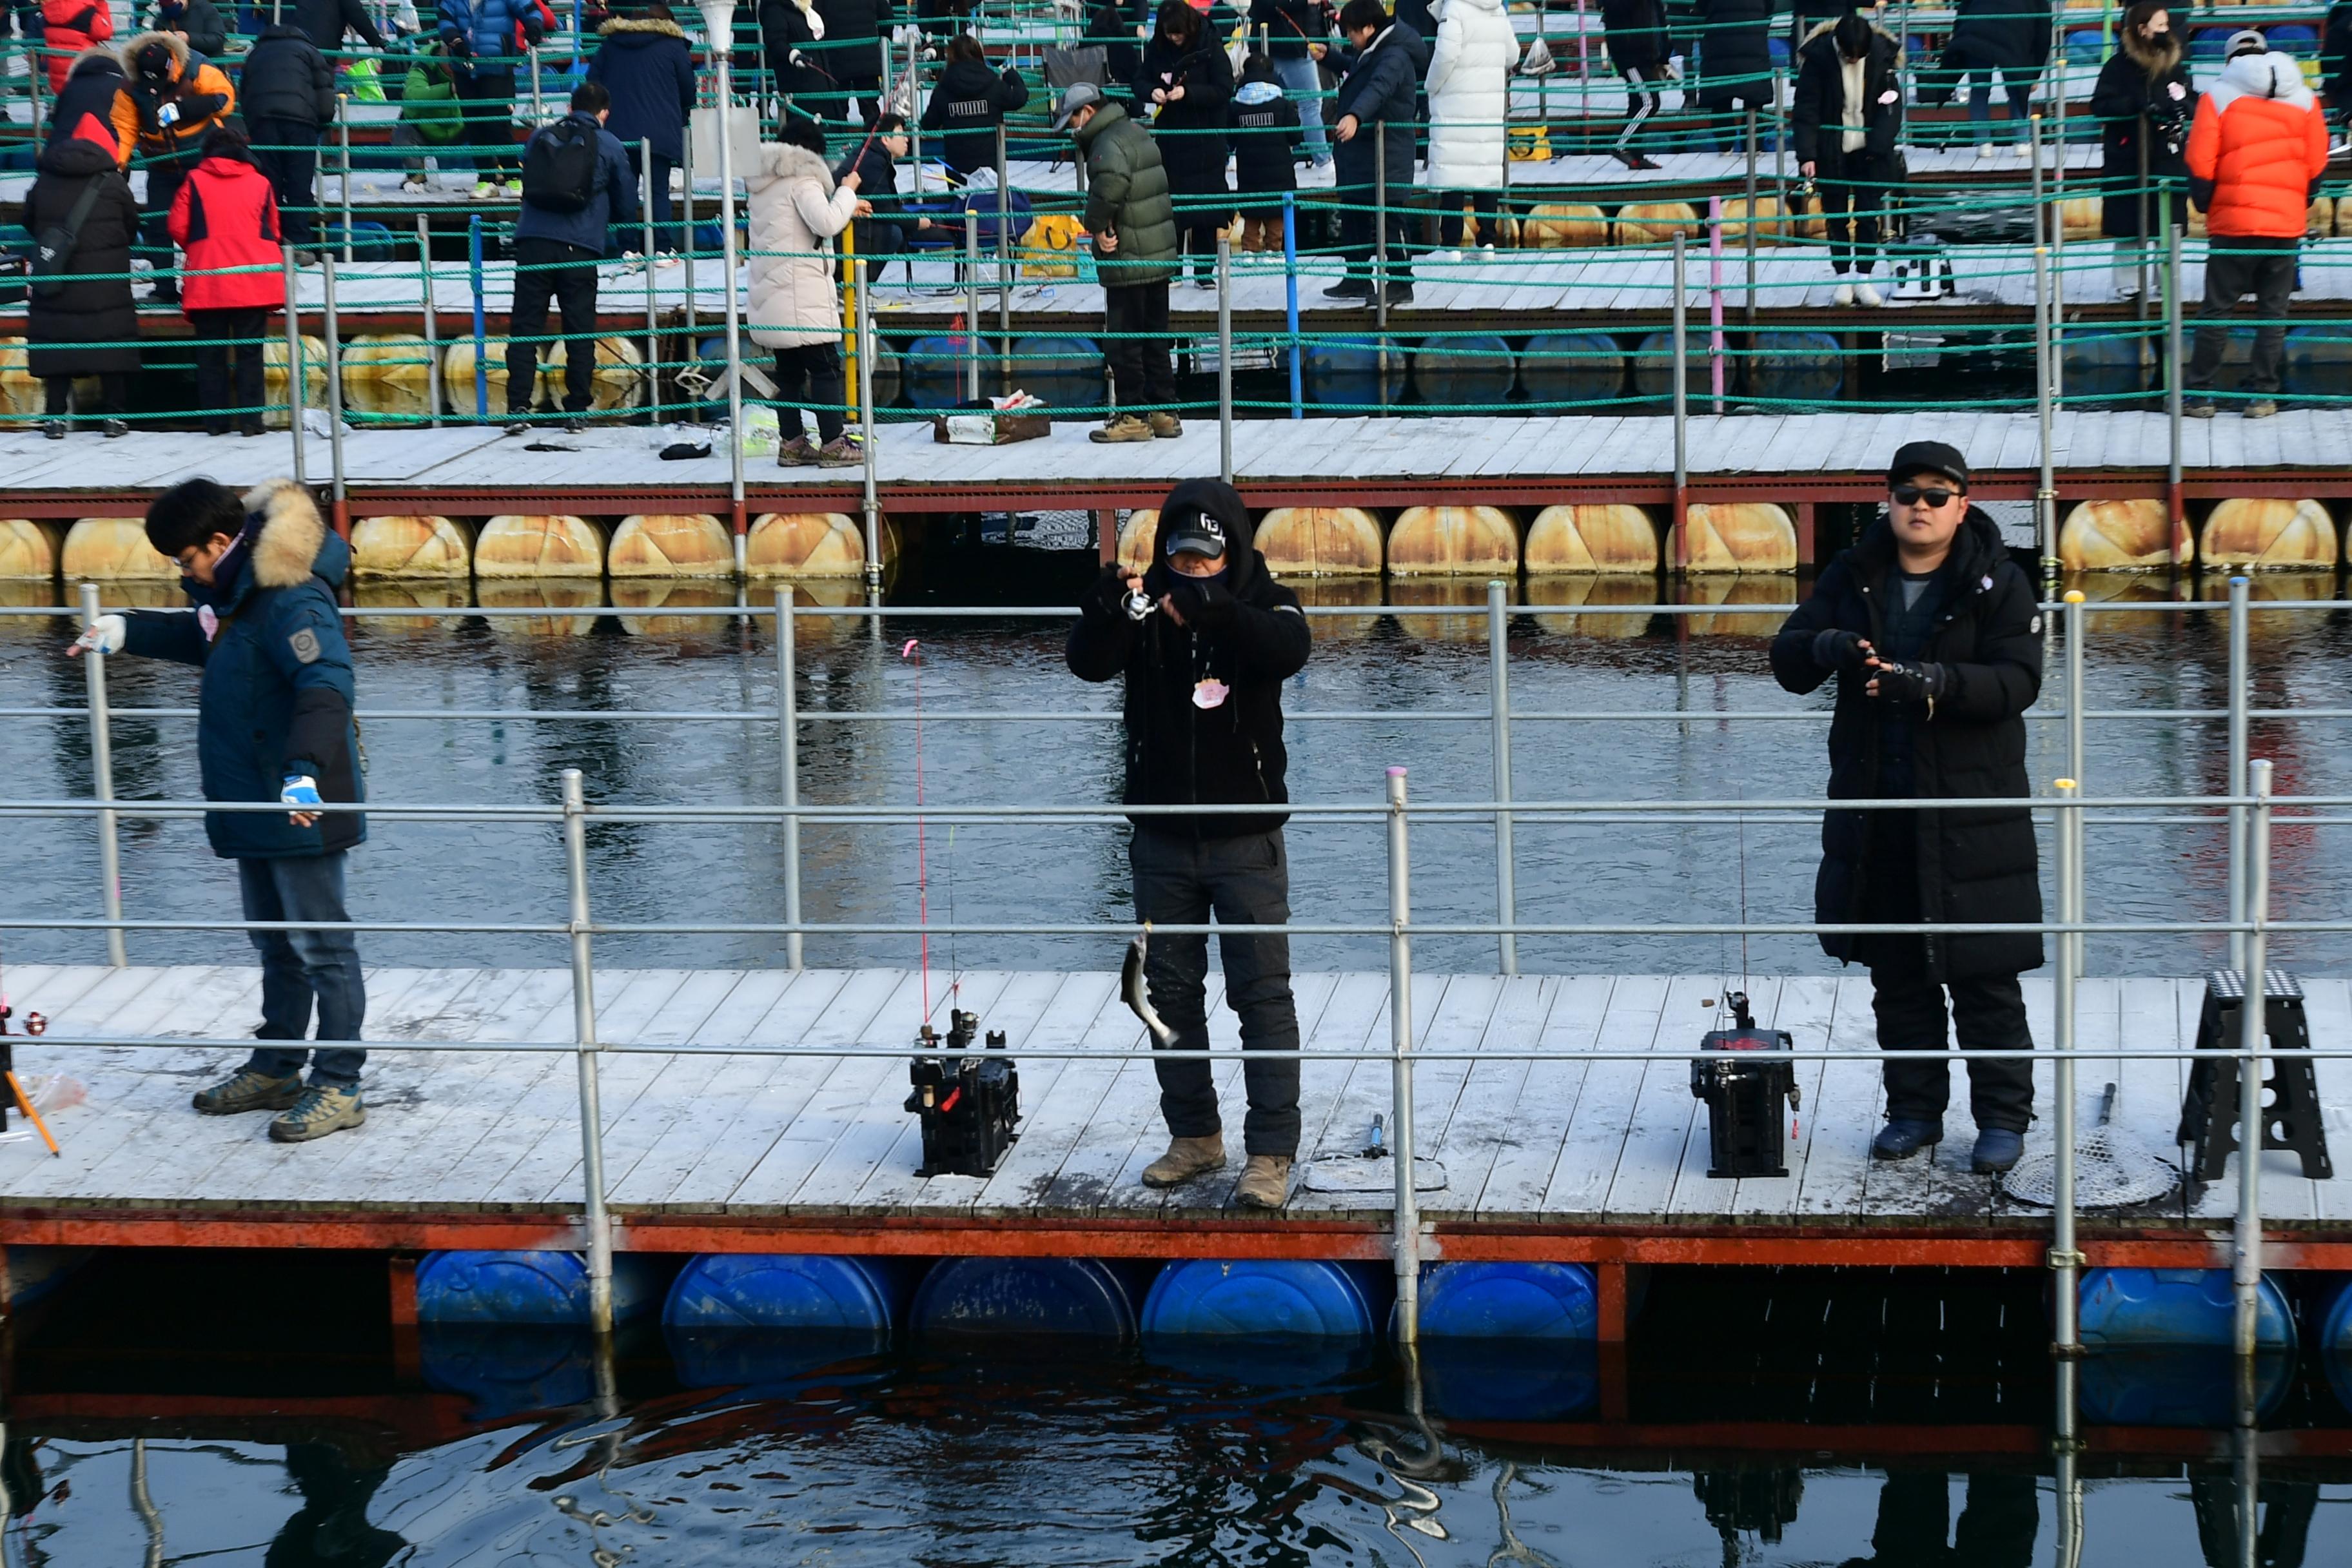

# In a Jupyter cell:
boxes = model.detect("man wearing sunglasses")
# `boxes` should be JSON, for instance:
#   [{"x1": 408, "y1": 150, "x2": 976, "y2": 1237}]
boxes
[{"x1": 1770, "y1": 440, "x2": 2044, "y2": 1175}]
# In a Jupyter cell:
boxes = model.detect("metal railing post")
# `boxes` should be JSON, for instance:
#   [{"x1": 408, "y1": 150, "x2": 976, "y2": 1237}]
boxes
[
  {"x1": 2035, "y1": 242, "x2": 2055, "y2": 599},
  {"x1": 1216, "y1": 234, "x2": 1233, "y2": 485},
  {"x1": 716, "y1": 35, "x2": 749, "y2": 561},
  {"x1": 2052, "y1": 775, "x2": 2081, "y2": 1357},
  {"x1": 2166, "y1": 220, "x2": 2184, "y2": 542},
  {"x1": 1374, "y1": 127, "x2": 1389, "y2": 411},
  {"x1": 774, "y1": 587, "x2": 804, "y2": 970},
  {"x1": 282, "y1": 244, "x2": 308, "y2": 482},
  {"x1": 1282, "y1": 192, "x2": 1301, "y2": 420},
  {"x1": 1386, "y1": 767, "x2": 1421, "y2": 1346},
  {"x1": 1486, "y1": 579, "x2": 1517, "y2": 977},
  {"x1": 2064, "y1": 589, "x2": 2085, "y2": 786},
  {"x1": 681, "y1": 112, "x2": 698, "y2": 347},
  {"x1": 415, "y1": 217, "x2": 443, "y2": 427},
  {"x1": 79, "y1": 582, "x2": 126, "y2": 968},
  {"x1": 963, "y1": 209, "x2": 982, "y2": 401},
  {"x1": 1672, "y1": 233, "x2": 1689, "y2": 568},
  {"x1": 641, "y1": 136, "x2": 660, "y2": 409},
  {"x1": 321, "y1": 257, "x2": 349, "y2": 532},
  {"x1": 528, "y1": 43, "x2": 545, "y2": 123},
  {"x1": 2232, "y1": 758, "x2": 2273, "y2": 1363},
  {"x1": 857, "y1": 259, "x2": 881, "y2": 591},
  {"x1": 2228, "y1": 576, "x2": 2249, "y2": 972},
  {"x1": 560, "y1": 767, "x2": 615, "y2": 1337},
  {"x1": 1741, "y1": 106, "x2": 1758, "y2": 323},
  {"x1": 994, "y1": 118, "x2": 1011, "y2": 382},
  {"x1": 338, "y1": 93, "x2": 355, "y2": 263}
]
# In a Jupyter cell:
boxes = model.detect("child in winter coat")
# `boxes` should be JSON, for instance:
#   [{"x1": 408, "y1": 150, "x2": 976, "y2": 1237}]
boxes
[{"x1": 1229, "y1": 52, "x2": 1300, "y2": 252}]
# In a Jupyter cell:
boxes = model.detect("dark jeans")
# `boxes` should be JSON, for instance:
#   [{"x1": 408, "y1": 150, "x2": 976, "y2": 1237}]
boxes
[
  {"x1": 1439, "y1": 190, "x2": 1502, "y2": 250},
  {"x1": 1130, "y1": 827, "x2": 1302, "y2": 1157},
  {"x1": 774, "y1": 342, "x2": 845, "y2": 442},
  {"x1": 2188, "y1": 242, "x2": 2297, "y2": 397},
  {"x1": 248, "y1": 115, "x2": 322, "y2": 246},
  {"x1": 1102, "y1": 278, "x2": 1175, "y2": 415},
  {"x1": 190, "y1": 306, "x2": 269, "y2": 433},
  {"x1": 139, "y1": 154, "x2": 193, "y2": 289},
  {"x1": 455, "y1": 67, "x2": 520, "y2": 179},
  {"x1": 44, "y1": 373, "x2": 126, "y2": 418},
  {"x1": 1965, "y1": 68, "x2": 2036, "y2": 139},
  {"x1": 623, "y1": 144, "x2": 680, "y2": 252},
  {"x1": 1337, "y1": 186, "x2": 1414, "y2": 286},
  {"x1": 1870, "y1": 959, "x2": 2034, "y2": 1133},
  {"x1": 1867, "y1": 1472, "x2": 2038, "y2": 1568},
  {"x1": 507, "y1": 237, "x2": 602, "y2": 415},
  {"x1": 239, "y1": 852, "x2": 368, "y2": 1088},
  {"x1": 1822, "y1": 179, "x2": 1880, "y2": 275}
]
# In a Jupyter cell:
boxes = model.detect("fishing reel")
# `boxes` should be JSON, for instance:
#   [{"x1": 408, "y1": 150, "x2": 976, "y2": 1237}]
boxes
[
  {"x1": 1124, "y1": 587, "x2": 1157, "y2": 623},
  {"x1": 0, "y1": 1000, "x2": 43, "y2": 1038}
]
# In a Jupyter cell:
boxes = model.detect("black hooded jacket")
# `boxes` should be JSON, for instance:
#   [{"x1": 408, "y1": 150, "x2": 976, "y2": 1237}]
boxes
[
  {"x1": 1769, "y1": 508, "x2": 2044, "y2": 982},
  {"x1": 1066, "y1": 480, "x2": 1312, "y2": 840},
  {"x1": 919, "y1": 53, "x2": 1029, "y2": 176},
  {"x1": 240, "y1": 23, "x2": 338, "y2": 127}
]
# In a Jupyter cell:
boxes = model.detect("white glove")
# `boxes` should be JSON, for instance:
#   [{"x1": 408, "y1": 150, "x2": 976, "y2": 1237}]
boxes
[
  {"x1": 68, "y1": 614, "x2": 126, "y2": 656},
  {"x1": 2168, "y1": 80, "x2": 2187, "y2": 101}
]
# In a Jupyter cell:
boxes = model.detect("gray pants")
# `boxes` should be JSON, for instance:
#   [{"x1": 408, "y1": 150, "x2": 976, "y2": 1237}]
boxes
[
  {"x1": 2188, "y1": 242, "x2": 2297, "y2": 397},
  {"x1": 1130, "y1": 827, "x2": 1302, "y2": 1157}
]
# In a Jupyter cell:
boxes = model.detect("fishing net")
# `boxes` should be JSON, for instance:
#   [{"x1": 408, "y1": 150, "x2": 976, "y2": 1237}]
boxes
[{"x1": 2000, "y1": 1124, "x2": 2182, "y2": 1209}]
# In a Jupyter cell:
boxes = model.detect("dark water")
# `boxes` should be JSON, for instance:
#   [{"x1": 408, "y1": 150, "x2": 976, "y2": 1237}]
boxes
[
  {"x1": 10, "y1": 1253, "x2": 2352, "y2": 1567},
  {"x1": 6, "y1": 566, "x2": 2352, "y2": 979}
]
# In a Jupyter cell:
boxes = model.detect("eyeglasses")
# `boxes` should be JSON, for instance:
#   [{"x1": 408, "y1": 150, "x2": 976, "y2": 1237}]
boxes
[{"x1": 1891, "y1": 484, "x2": 1958, "y2": 508}]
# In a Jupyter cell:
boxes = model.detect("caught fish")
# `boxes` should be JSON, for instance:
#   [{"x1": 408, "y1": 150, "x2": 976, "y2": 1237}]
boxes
[{"x1": 1121, "y1": 927, "x2": 1175, "y2": 1047}]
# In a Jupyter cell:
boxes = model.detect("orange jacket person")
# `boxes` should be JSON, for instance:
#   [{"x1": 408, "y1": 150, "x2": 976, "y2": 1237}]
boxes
[
  {"x1": 111, "y1": 30, "x2": 236, "y2": 304},
  {"x1": 2181, "y1": 29, "x2": 2328, "y2": 417}
]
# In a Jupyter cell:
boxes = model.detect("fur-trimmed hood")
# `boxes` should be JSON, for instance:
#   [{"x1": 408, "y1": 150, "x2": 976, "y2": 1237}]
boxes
[
  {"x1": 1801, "y1": 15, "x2": 1897, "y2": 48},
  {"x1": 65, "y1": 46, "x2": 126, "y2": 83},
  {"x1": 2121, "y1": 23, "x2": 2182, "y2": 79},
  {"x1": 756, "y1": 138, "x2": 836, "y2": 192},
  {"x1": 598, "y1": 13, "x2": 687, "y2": 36},
  {"x1": 119, "y1": 27, "x2": 191, "y2": 79},
  {"x1": 242, "y1": 480, "x2": 343, "y2": 593}
]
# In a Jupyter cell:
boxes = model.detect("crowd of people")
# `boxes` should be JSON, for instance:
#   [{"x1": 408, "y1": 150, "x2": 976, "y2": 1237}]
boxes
[{"x1": 14, "y1": 0, "x2": 2343, "y2": 434}]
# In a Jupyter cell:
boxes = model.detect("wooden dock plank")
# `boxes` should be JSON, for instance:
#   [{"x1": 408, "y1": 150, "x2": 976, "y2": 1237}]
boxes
[
  {"x1": 1280, "y1": 975, "x2": 1448, "y2": 1217},
  {"x1": 1422, "y1": 975, "x2": 1560, "y2": 1221},
  {"x1": 1539, "y1": 973, "x2": 1668, "y2": 1221},
  {"x1": 1472, "y1": 974, "x2": 1612, "y2": 1218},
  {"x1": 966, "y1": 974, "x2": 1144, "y2": 1215},
  {"x1": 1794, "y1": 974, "x2": 1881, "y2": 1219}
]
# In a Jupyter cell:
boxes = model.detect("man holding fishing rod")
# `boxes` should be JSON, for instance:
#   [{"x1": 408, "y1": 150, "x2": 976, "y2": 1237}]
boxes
[
  {"x1": 1769, "y1": 440, "x2": 2044, "y2": 1177},
  {"x1": 1067, "y1": 478, "x2": 1313, "y2": 1210}
]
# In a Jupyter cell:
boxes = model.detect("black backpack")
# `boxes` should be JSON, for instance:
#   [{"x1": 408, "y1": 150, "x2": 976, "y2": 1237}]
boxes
[{"x1": 521, "y1": 118, "x2": 599, "y2": 214}]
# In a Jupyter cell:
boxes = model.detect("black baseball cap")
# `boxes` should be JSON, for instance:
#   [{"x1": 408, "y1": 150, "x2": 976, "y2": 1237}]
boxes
[
  {"x1": 1164, "y1": 511, "x2": 1229, "y2": 561},
  {"x1": 1887, "y1": 439, "x2": 1968, "y2": 492}
]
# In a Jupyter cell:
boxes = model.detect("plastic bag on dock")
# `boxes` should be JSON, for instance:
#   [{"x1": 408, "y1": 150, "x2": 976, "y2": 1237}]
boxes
[{"x1": 0, "y1": 1073, "x2": 86, "y2": 1142}]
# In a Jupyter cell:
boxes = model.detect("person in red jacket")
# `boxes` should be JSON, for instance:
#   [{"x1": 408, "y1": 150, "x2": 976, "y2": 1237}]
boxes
[
  {"x1": 167, "y1": 126, "x2": 289, "y2": 438},
  {"x1": 2182, "y1": 30, "x2": 2329, "y2": 418},
  {"x1": 37, "y1": 0, "x2": 113, "y2": 94}
]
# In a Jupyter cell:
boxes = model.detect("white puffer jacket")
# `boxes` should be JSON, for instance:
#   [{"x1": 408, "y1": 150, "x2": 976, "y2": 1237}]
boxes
[
  {"x1": 1424, "y1": 0, "x2": 1516, "y2": 190},
  {"x1": 746, "y1": 140, "x2": 858, "y2": 349}
]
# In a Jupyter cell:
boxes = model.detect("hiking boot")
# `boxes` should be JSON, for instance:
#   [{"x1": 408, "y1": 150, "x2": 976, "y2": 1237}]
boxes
[
  {"x1": 1147, "y1": 411, "x2": 1182, "y2": 438},
  {"x1": 814, "y1": 435, "x2": 863, "y2": 467},
  {"x1": 1972, "y1": 1127, "x2": 2024, "y2": 1174},
  {"x1": 1322, "y1": 277, "x2": 1373, "y2": 300},
  {"x1": 1382, "y1": 282, "x2": 1414, "y2": 306},
  {"x1": 1141, "y1": 1133, "x2": 1226, "y2": 1188},
  {"x1": 2184, "y1": 398, "x2": 2217, "y2": 419},
  {"x1": 1233, "y1": 1153, "x2": 1295, "y2": 1209},
  {"x1": 2244, "y1": 398, "x2": 2278, "y2": 419},
  {"x1": 101, "y1": 418, "x2": 128, "y2": 438},
  {"x1": 1871, "y1": 1119, "x2": 1942, "y2": 1161},
  {"x1": 269, "y1": 1082, "x2": 366, "y2": 1143},
  {"x1": 1091, "y1": 414, "x2": 1153, "y2": 443},
  {"x1": 41, "y1": 420, "x2": 63, "y2": 441},
  {"x1": 193, "y1": 1068, "x2": 303, "y2": 1115},
  {"x1": 775, "y1": 435, "x2": 819, "y2": 466}
]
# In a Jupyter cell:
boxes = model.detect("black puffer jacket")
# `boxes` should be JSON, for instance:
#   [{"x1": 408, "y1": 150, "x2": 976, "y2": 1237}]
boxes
[
  {"x1": 759, "y1": 0, "x2": 830, "y2": 99},
  {"x1": 1929, "y1": 0, "x2": 2047, "y2": 86},
  {"x1": 1692, "y1": 0, "x2": 1770, "y2": 108},
  {"x1": 23, "y1": 130, "x2": 141, "y2": 377},
  {"x1": 239, "y1": 23, "x2": 338, "y2": 126},
  {"x1": 1250, "y1": 0, "x2": 1328, "y2": 61},
  {"x1": 814, "y1": 0, "x2": 892, "y2": 80},
  {"x1": 1231, "y1": 62, "x2": 1301, "y2": 197},
  {"x1": 1600, "y1": 0, "x2": 1667, "y2": 74},
  {"x1": 1133, "y1": 29, "x2": 1233, "y2": 191},
  {"x1": 1769, "y1": 509, "x2": 2044, "y2": 982},
  {"x1": 291, "y1": 0, "x2": 388, "y2": 52},
  {"x1": 1331, "y1": 21, "x2": 1421, "y2": 195},
  {"x1": 920, "y1": 52, "x2": 1028, "y2": 175},
  {"x1": 1790, "y1": 19, "x2": 1901, "y2": 181},
  {"x1": 2092, "y1": 29, "x2": 2193, "y2": 239},
  {"x1": 1066, "y1": 479, "x2": 1312, "y2": 841},
  {"x1": 149, "y1": 0, "x2": 227, "y2": 58}
]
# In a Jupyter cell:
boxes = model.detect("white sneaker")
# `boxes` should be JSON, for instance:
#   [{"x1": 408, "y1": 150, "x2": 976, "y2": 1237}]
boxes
[
  {"x1": 1832, "y1": 280, "x2": 1856, "y2": 306},
  {"x1": 1856, "y1": 280, "x2": 1883, "y2": 308},
  {"x1": 471, "y1": 180, "x2": 498, "y2": 199},
  {"x1": 1975, "y1": 143, "x2": 1997, "y2": 161},
  {"x1": 400, "y1": 176, "x2": 428, "y2": 194},
  {"x1": 2014, "y1": 141, "x2": 2034, "y2": 161},
  {"x1": 1427, "y1": 248, "x2": 1462, "y2": 263}
]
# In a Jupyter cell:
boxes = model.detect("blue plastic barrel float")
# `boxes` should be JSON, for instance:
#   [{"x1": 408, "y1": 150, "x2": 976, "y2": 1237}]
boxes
[
  {"x1": 414, "y1": 1250, "x2": 671, "y2": 1326},
  {"x1": 419, "y1": 1325, "x2": 599, "y2": 1420},
  {"x1": 909, "y1": 1257, "x2": 1147, "y2": 1341},
  {"x1": 1413, "y1": 1262, "x2": 1602, "y2": 1420},
  {"x1": 1412, "y1": 333, "x2": 1516, "y2": 411},
  {"x1": 324, "y1": 220, "x2": 397, "y2": 263},
  {"x1": 2316, "y1": 1275, "x2": 2352, "y2": 1417},
  {"x1": 2283, "y1": 324, "x2": 2352, "y2": 400},
  {"x1": 1743, "y1": 330, "x2": 1845, "y2": 404},
  {"x1": 2078, "y1": 1266, "x2": 2295, "y2": 1353},
  {"x1": 900, "y1": 334, "x2": 984, "y2": 409},
  {"x1": 1302, "y1": 335, "x2": 1408, "y2": 409},
  {"x1": 2081, "y1": 1345, "x2": 2294, "y2": 1427},
  {"x1": 1139, "y1": 1259, "x2": 1386, "y2": 1388},
  {"x1": 1006, "y1": 334, "x2": 1105, "y2": 416},
  {"x1": 2062, "y1": 326, "x2": 2153, "y2": 399},
  {"x1": 1631, "y1": 329, "x2": 1716, "y2": 402},
  {"x1": 664, "y1": 1253, "x2": 919, "y2": 1388},
  {"x1": 1516, "y1": 331, "x2": 1627, "y2": 409}
]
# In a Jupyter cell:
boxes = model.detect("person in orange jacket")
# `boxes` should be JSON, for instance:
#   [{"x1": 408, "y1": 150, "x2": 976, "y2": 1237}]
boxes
[
  {"x1": 112, "y1": 31, "x2": 237, "y2": 302},
  {"x1": 2182, "y1": 29, "x2": 2329, "y2": 418}
]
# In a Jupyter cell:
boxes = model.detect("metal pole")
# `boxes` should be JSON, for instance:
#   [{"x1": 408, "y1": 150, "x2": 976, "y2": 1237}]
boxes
[
  {"x1": 1283, "y1": 191, "x2": 1301, "y2": 419},
  {"x1": 1741, "y1": 106, "x2": 1757, "y2": 323},
  {"x1": 282, "y1": 244, "x2": 308, "y2": 482},
  {"x1": 338, "y1": 93, "x2": 354, "y2": 263},
  {"x1": 1374, "y1": 127, "x2": 1389, "y2": 411},
  {"x1": 2052, "y1": 773, "x2": 2081, "y2": 1357},
  {"x1": 774, "y1": 587, "x2": 804, "y2": 970},
  {"x1": 469, "y1": 214, "x2": 489, "y2": 419},
  {"x1": 714, "y1": 28, "x2": 749, "y2": 563},
  {"x1": 415, "y1": 217, "x2": 443, "y2": 427},
  {"x1": 963, "y1": 208, "x2": 981, "y2": 400},
  {"x1": 322, "y1": 257, "x2": 348, "y2": 525},
  {"x1": 858, "y1": 259, "x2": 881, "y2": 591},
  {"x1": 560, "y1": 767, "x2": 614, "y2": 1337},
  {"x1": 2232, "y1": 758, "x2": 2273, "y2": 1363},
  {"x1": 1217, "y1": 234, "x2": 1233, "y2": 485},
  {"x1": 1487, "y1": 580, "x2": 1517, "y2": 977},
  {"x1": 908, "y1": 44, "x2": 924, "y2": 196},
  {"x1": 1386, "y1": 765, "x2": 1420, "y2": 1347},
  {"x1": 994, "y1": 118, "x2": 1011, "y2": 381},
  {"x1": 2064, "y1": 588, "x2": 2085, "y2": 787},
  {"x1": 682, "y1": 104, "x2": 698, "y2": 347},
  {"x1": 2228, "y1": 575, "x2": 2249, "y2": 972},
  {"x1": 1672, "y1": 233, "x2": 1689, "y2": 565},
  {"x1": 2035, "y1": 244, "x2": 2055, "y2": 598},
  {"x1": 528, "y1": 43, "x2": 545, "y2": 123},
  {"x1": 642, "y1": 136, "x2": 660, "y2": 411},
  {"x1": 2166, "y1": 220, "x2": 2184, "y2": 548},
  {"x1": 79, "y1": 582, "x2": 125, "y2": 968}
]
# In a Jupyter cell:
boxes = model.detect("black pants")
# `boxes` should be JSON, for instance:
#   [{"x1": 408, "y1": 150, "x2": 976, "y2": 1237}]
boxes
[
  {"x1": 1171, "y1": 177, "x2": 1230, "y2": 282},
  {"x1": 774, "y1": 342, "x2": 845, "y2": 442},
  {"x1": 2188, "y1": 242, "x2": 2297, "y2": 397},
  {"x1": 1870, "y1": 958, "x2": 2034, "y2": 1133},
  {"x1": 507, "y1": 237, "x2": 602, "y2": 415},
  {"x1": 1866, "y1": 1472, "x2": 2038, "y2": 1568},
  {"x1": 836, "y1": 71, "x2": 881, "y2": 122},
  {"x1": 189, "y1": 306, "x2": 268, "y2": 433},
  {"x1": 1440, "y1": 190, "x2": 1502, "y2": 249},
  {"x1": 140, "y1": 155, "x2": 193, "y2": 292},
  {"x1": 1102, "y1": 278, "x2": 1175, "y2": 415},
  {"x1": 1617, "y1": 66, "x2": 1665, "y2": 152},
  {"x1": 1821, "y1": 178, "x2": 1880, "y2": 275},
  {"x1": 623, "y1": 144, "x2": 680, "y2": 253},
  {"x1": 455, "y1": 68, "x2": 520, "y2": 179},
  {"x1": 43, "y1": 373, "x2": 126, "y2": 419},
  {"x1": 1337, "y1": 185, "x2": 1414, "y2": 286},
  {"x1": 1130, "y1": 827, "x2": 1302, "y2": 1157},
  {"x1": 248, "y1": 115, "x2": 322, "y2": 247}
]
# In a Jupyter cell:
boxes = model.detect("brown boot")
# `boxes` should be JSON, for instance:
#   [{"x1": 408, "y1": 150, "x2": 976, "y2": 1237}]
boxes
[
  {"x1": 1141, "y1": 1133, "x2": 1226, "y2": 1188},
  {"x1": 1233, "y1": 1153, "x2": 1294, "y2": 1210}
]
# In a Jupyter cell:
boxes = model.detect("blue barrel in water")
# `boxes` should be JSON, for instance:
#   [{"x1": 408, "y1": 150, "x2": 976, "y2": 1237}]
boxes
[
  {"x1": 1415, "y1": 1262, "x2": 1602, "y2": 1420},
  {"x1": 2064, "y1": 26, "x2": 2106, "y2": 65},
  {"x1": 902, "y1": 333, "x2": 983, "y2": 409},
  {"x1": 2317, "y1": 1276, "x2": 2352, "y2": 1415},
  {"x1": 1303, "y1": 335, "x2": 1407, "y2": 409},
  {"x1": 2063, "y1": 326, "x2": 2153, "y2": 399},
  {"x1": 1631, "y1": 329, "x2": 1716, "y2": 402},
  {"x1": 1745, "y1": 330, "x2": 1845, "y2": 404},
  {"x1": 1517, "y1": 332, "x2": 1626, "y2": 409},
  {"x1": 910, "y1": 1257, "x2": 1146, "y2": 1340},
  {"x1": 1413, "y1": 334, "x2": 1516, "y2": 411},
  {"x1": 2082, "y1": 1347, "x2": 2294, "y2": 1426},
  {"x1": 2283, "y1": 324, "x2": 2352, "y2": 400},
  {"x1": 1142, "y1": 1259, "x2": 1386, "y2": 1339},
  {"x1": 1008, "y1": 334, "x2": 1105, "y2": 416},
  {"x1": 415, "y1": 1250, "x2": 670, "y2": 1325},
  {"x1": 420, "y1": 1325, "x2": 598, "y2": 1419},
  {"x1": 2077, "y1": 1266, "x2": 2295, "y2": 1351},
  {"x1": 665, "y1": 1253, "x2": 916, "y2": 1331},
  {"x1": 1420, "y1": 1261, "x2": 1599, "y2": 1340},
  {"x1": 324, "y1": 221, "x2": 397, "y2": 263}
]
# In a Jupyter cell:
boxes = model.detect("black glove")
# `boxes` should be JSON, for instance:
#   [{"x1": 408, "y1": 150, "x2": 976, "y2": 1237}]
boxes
[
  {"x1": 1084, "y1": 563, "x2": 1135, "y2": 620},
  {"x1": 1868, "y1": 658, "x2": 1945, "y2": 703},
  {"x1": 1167, "y1": 573, "x2": 1237, "y2": 631},
  {"x1": 1812, "y1": 628, "x2": 1870, "y2": 671}
]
